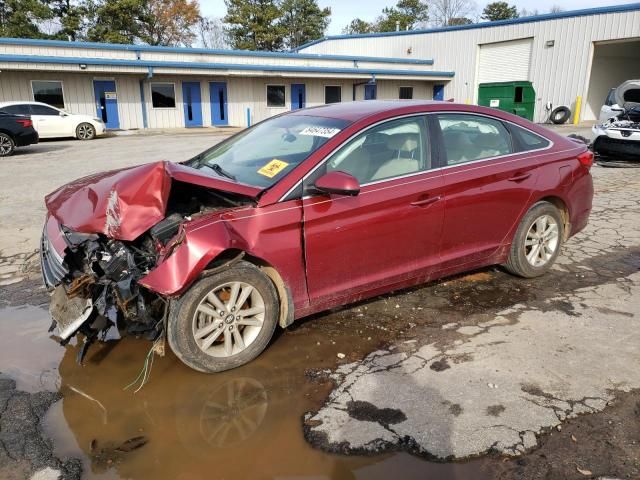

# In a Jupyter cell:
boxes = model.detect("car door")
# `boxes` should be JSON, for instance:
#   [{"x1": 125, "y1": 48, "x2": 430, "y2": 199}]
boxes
[
  {"x1": 29, "y1": 104, "x2": 66, "y2": 138},
  {"x1": 302, "y1": 115, "x2": 445, "y2": 306},
  {"x1": 434, "y1": 112, "x2": 540, "y2": 270}
]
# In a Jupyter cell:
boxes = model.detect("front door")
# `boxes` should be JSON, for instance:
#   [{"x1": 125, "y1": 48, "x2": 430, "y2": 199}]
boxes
[
  {"x1": 433, "y1": 84, "x2": 445, "y2": 101},
  {"x1": 93, "y1": 80, "x2": 120, "y2": 129},
  {"x1": 302, "y1": 116, "x2": 444, "y2": 306},
  {"x1": 434, "y1": 113, "x2": 539, "y2": 269},
  {"x1": 364, "y1": 84, "x2": 377, "y2": 100},
  {"x1": 291, "y1": 84, "x2": 305, "y2": 110},
  {"x1": 210, "y1": 82, "x2": 228, "y2": 126},
  {"x1": 182, "y1": 82, "x2": 203, "y2": 127}
]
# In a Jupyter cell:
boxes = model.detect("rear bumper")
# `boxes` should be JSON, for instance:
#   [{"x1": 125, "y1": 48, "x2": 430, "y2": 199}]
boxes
[{"x1": 15, "y1": 129, "x2": 39, "y2": 147}]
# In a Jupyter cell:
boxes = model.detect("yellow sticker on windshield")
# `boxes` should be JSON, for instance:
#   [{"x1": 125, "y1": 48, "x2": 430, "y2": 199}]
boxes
[{"x1": 258, "y1": 159, "x2": 289, "y2": 178}]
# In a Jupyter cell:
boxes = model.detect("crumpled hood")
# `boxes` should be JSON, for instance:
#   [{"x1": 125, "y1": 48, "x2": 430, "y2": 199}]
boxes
[
  {"x1": 614, "y1": 80, "x2": 640, "y2": 107},
  {"x1": 45, "y1": 161, "x2": 262, "y2": 241}
]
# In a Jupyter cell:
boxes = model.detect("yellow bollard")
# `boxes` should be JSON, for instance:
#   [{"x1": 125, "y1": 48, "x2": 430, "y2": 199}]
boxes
[{"x1": 573, "y1": 96, "x2": 582, "y2": 125}]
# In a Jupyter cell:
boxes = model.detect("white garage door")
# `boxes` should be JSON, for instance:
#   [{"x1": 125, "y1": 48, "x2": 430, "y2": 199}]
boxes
[{"x1": 478, "y1": 38, "x2": 533, "y2": 84}]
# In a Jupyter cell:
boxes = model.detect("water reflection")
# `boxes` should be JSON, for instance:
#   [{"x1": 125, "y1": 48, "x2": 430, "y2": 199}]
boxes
[{"x1": 2, "y1": 305, "x2": 492, "y2": 480}]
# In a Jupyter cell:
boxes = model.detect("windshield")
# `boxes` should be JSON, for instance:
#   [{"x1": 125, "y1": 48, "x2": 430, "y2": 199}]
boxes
[{"x1": 190, "y1": 115, "x2": 350, "y2": 188}]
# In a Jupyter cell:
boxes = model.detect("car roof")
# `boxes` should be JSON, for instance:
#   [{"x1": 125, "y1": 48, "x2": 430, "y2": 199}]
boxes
[
  {"x1": 288, "y1": 100, "x2": 446, "y2": 122},
  {"x1": 0, "y1": 101, "x2": 56, "y2": 107}
]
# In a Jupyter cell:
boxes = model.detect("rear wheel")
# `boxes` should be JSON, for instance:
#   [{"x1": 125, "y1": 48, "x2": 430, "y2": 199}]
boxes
[
  {"x1": 0, "y1": 133, "x2": 15, "y2": 157},
  {"x1": 76, "y1": 123, "x2": 96, "y2": 140},
  {"x1": 168, "y1": 261, "x2": 279, "y2": 373},
  {"x1": 504, "y1": 202, "x2": 564, "y2": 278}
]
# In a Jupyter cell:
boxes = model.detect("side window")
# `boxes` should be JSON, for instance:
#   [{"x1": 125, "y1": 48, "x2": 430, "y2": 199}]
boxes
[
  {"x1": 31, "y1": 80, "x2": 65, "y2": 108},
  {"x1": 323, "y1": 117, "x2": 429, "y2": 185},
  {"x1": 30, "y1": 104, "x2": 60, "y2": 116},
  {"x1": 0, "y1": 104, "x2": 30, "y2": 115},
  {"x1": 510, "y1": 124, "x2": 551, "y2": 152},
  {"x1": 437, "y1": 114, "x2": 512, "y2": 165}
]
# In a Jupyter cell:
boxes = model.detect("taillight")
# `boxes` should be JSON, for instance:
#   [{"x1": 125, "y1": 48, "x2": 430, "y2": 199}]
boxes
[
  {"x1": 16, "y1": 119, "x2": 33, "y2": 128},
  {"x1": 577, "y1": 150, "x2": 594, "y2": 169}
]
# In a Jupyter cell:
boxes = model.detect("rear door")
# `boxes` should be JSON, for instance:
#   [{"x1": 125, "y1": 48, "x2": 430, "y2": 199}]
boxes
[
  {"x1": 302, "y1": 115, "x2": 445, "y2": 305},
  {"x1": 434, "y1": 112, "x2": 541, "y2": 270}
]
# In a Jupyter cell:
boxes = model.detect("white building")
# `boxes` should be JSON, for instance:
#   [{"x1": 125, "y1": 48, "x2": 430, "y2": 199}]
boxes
[
  {"x1": 0, "y1": 3, "x2": 638, "y2": 129},
  {"x1": 0, "y1": 38, "x2": 452, "y2": 129},
  {"x1": 298, "y1": 3, "x2": 640, "y2": 123}
]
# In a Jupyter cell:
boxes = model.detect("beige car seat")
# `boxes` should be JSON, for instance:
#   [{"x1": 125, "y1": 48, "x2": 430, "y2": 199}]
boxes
[{"x1": 371, "y1": 135, "x2": 421, "y2": 180}]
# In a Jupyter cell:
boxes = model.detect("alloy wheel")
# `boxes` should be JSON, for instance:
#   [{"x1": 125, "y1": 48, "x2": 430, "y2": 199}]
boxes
[
  {"x1": 0, "y1": 135, "x2": 13, "y2": 156},
  {"x1": 77, "y1": 124, "x2": 94, "y2": 140},
  {"x1": 524, "y1": 214, "x2": 559, "y2": 267},
  {"x1": 192, "y1": 281, "x2": 266, "y2": 358}
]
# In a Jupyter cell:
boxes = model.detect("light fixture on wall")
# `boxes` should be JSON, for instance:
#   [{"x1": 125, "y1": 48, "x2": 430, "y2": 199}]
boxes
[
  {"x1": 79, "y1": 63, "x2": 87, "y2": 69},
  {"x1": 545, "y1": 40, "x2": 555, "y2": 48}
]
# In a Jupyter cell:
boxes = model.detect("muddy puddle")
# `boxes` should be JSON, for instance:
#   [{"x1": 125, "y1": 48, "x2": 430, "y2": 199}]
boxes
[{"x1": 0, "y1": 303, "x2": 494, "y2": 480}]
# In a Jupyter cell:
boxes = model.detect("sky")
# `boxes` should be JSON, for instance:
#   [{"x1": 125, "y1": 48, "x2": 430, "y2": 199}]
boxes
[{"x1": 200, "y1": 0, "x2": 638, "y2": 35}]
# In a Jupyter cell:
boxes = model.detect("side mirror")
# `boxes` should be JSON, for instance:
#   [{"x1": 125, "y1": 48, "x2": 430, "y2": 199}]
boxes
[
  {"x1": 59, "y1": 111, "x2": 67, "y2": 117},
  {"x1": 314, "y1": 171, "x2": 360, "y2": 196}
]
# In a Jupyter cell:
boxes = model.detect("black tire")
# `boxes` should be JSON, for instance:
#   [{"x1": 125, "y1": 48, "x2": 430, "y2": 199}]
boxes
[
  {"x1": 167, "y1": 261, "x2": 279, "y2": 373},
  {"x1": 0, "y1": 133, "x2": 15, "y2": 157},
  {"x1": 550, "y1": 106, "x2": 571, "y2": 125},
  {"x1": 504, "y1": 202, "x2": 564, "y2": 278},
  {"x1": 76, "y1": 122, "x2": 96, "y2": 140}
]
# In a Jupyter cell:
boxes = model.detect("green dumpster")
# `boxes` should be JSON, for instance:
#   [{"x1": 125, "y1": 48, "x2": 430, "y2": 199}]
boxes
[{"x1": 478, "y1": 81, "x2": 535, "y2": 121}]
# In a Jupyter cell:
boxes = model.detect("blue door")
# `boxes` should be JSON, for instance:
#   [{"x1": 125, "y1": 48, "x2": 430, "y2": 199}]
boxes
[
  {"x1": 291, "y1": 84, "x2": 306, "y2": 110},
  {"x1": 364, "y1": 84, "x2": 377, "y2": 100},
  {"x1": 210, "y1": 82, "x2": 228, "y2": 126},
  {"x1": 433, "y1": 84, "x2": 445, "y2": 101},
  {"x1": 182, "y1": 82, "x2": 202, "y2": 127},
  {"x1": 93, "y1": 80, "x2": 120, "y2": 129}
]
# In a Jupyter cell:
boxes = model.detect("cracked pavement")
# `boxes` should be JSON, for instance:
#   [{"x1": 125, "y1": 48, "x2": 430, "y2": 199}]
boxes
[{"x1": 304, "y1": 165, "x2": 640, "y2": 460}]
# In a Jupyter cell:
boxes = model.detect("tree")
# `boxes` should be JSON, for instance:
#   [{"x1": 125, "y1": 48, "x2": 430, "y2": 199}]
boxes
[
  {"x1": 278, "y1": 0, "x2": 330, "y2": 50},
  {"x1": 427, "y1": 0, "x2": 476, "y2": 27},
  {"x1": 197, "y1": 16, "x2": 228, "y2": 49},
  {"x1": 342, "y1": 18, "x2": 373, "y2": 34},
  {"x1": 481, "y1": 1, "x2": 518, "y2": 21},
  {"x1": 138, "y1": 0, "x2": 200, "y2": 46},
  {"x1": 375, "y1": 0, "x2": 428, "y2": 32},
  {"x1": 85, "y1": 0, "x2": 145, "y2": 43},
  {"x1": 0, "y1": 0, "x2": 53, "y2": 38},
  {"x1": 448, "y1": 16, "x2": 472, "y2": 25},
  {"x1": 549, "y1": 5, "x2": 563, "y2": 13},
  {"x1": 224, "y1": 0, "x2": 283, "y2": 51},
  {"x1": 48, "y1": 0, "x2": 87, "y2": 41},
  {"x1": 519, "y1": 8, "x2": 539, "y2": 17}
]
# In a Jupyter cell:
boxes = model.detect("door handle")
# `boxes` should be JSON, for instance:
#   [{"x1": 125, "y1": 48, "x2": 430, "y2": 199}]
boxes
[
  {"x1": 508, "y1": 173, "x2": 531, "y2": 182},
  {"x1": 410, "y1": 195, "x2": 442, "y2": 207}
]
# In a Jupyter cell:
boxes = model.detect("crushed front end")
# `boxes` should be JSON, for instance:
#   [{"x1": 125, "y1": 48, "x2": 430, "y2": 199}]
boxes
[
  {"x1": 41, "y1": 214, "x2": 175, "y2": 361},
  {"x1": 40, "y1": 160, "x2": 260, "y2": 362}
]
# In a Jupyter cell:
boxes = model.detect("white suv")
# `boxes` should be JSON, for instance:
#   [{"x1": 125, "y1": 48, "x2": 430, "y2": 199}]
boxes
[{"x1": 0, "y1": 101, "x2": 106, "y2": 140}]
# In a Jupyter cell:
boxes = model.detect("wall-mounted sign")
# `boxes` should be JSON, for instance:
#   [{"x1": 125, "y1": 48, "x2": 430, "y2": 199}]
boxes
[
  {"x1": 490, "y1": 99, "x2": 500, "y2": 107},
  {"x1": 105, "y1": 92, "x2": 117, "y2": 99}
]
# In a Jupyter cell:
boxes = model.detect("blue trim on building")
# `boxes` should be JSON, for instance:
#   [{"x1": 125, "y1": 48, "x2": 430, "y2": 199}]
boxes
[
  {"x1": 0, "y1": 54, "x2": 455, "y2": 77},
  {"x1": 138, "y1": 79, "x2": 148, "y2": 129},
  {"x1": 0, "y1": 38, "x2": 434, "y2": 65},
  {"x1": 296, "y1": 3, "x2": 640, "y2": 50}
]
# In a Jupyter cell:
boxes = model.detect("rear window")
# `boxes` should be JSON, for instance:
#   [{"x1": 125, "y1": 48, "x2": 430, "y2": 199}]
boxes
[{"x1": 510, "y1": 124, "x2": 551, "y2": 152}]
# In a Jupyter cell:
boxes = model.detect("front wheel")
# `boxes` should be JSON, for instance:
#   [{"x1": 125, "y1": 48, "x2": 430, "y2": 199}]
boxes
[
  {"x1": 167, "y1": 261, "x2": 280, "y2": 373},
  {"x1": 504, "y1": 202, "x2": 564, "y2": 278},
  {"x1": 76, "y1": 122, "x2": 96, "y2": 140},
  {"x1": 0, "y1": 133, "x2": 15, "y2": 157}
]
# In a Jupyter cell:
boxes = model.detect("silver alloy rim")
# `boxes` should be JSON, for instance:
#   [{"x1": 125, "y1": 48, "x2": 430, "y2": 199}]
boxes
[
  {"x1": 199, "y1": 378, "x2": 268, "y2": 448},
  {"x1": 78, "y1": 124, "x2": 93, "y2": 139},
  {"x1": 192, "y1": 281, "x2": 265, "y2": 357},
  {"x1": 524, "y1": 214, "x2": 559, "y2": 267},
  {"x1": 0, "y1": 135, "x2": 12, "y2": 155}
]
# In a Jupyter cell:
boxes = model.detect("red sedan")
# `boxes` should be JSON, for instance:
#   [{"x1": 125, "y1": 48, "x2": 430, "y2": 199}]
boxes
[{"x1": 41, "y1": 101, "x2": 594, "y2": 372}]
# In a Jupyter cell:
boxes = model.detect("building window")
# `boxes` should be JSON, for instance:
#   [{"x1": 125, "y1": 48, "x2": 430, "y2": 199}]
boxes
[
  {"x1": 399, "y1": 87, "x2": 413, "y2": 100},
  {"x1": 325, "y1": 85, "x2": 341, "y2": 104},
  {"x1": 151, "y1": 83, "x2": 176, "y2": 108},
  {"x1": 266, "y1": 85, "x2": 286, "y2": 107},
  {"x1": 31, "y1": 80, "x2": 65, "y2": 108}
]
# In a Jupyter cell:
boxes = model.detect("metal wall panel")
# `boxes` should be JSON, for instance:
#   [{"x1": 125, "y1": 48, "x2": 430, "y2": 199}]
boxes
[
  {"x1": 300, "y1": 10, "x2": 640, "y2": 121},
  {"x1": 477, "y1": 38, "x2": 533, "y2": 84}
]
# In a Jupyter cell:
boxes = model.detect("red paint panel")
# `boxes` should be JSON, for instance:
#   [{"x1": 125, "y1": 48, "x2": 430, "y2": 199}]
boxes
[{"x1": 303, "y1": 170, "x2": 445, "y2": 305}]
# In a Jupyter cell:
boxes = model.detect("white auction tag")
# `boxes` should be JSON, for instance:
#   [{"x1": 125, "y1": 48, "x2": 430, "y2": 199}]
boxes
[{"x1": 299, "y1": 126, "x2": 341, "y2": 138}]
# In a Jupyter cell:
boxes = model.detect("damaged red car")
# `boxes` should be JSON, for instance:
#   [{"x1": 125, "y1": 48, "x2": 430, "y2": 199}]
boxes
[{"x1": 41, "y1": 101, "x2": 594, "y2": 372}]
